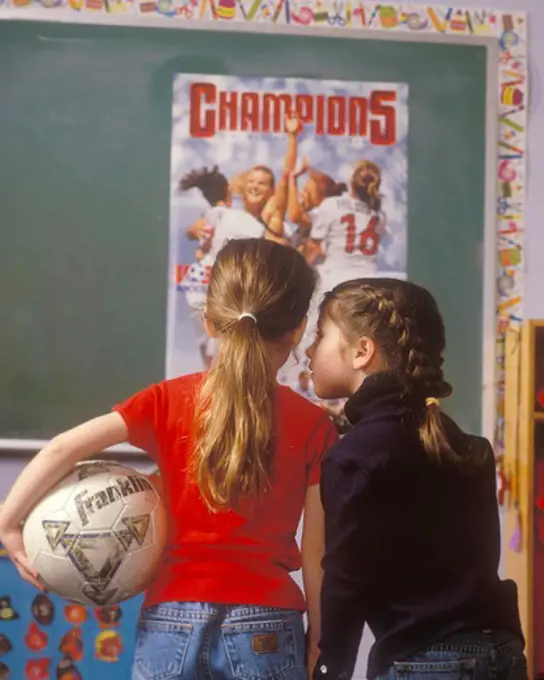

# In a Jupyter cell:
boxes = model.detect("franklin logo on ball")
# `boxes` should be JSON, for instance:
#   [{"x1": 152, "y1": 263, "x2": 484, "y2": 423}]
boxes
[
  {"x1": 73, "y1": 476, "x2": 153, "y2": 527},
  {"x1": 23, "y1": 462, "x2": 168, "y2": 606}
]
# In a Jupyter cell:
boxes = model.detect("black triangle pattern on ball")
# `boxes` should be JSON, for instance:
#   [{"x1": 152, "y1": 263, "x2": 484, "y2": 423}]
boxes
[
  {"x1": 114, "y1": 514, "x2": 151, "y2": 551},
  {"x1": 67, "y1": 532, "x2": 124, "y2": 583},
  {"x1": 75, "y1": 462, "x2": 111, "y2": 482},
  {"x1": 40, "y1": 513, "x2": 152, "y2": 606},
  {"x1": 81, "y1": 584, "x2": 119, "y2": 606},
  {"x1": 122, "y1": 514, "x2": 151, "y2": 546},
  {"x1": 42, "y1": 520, "x2": 71, "y2": 551}
]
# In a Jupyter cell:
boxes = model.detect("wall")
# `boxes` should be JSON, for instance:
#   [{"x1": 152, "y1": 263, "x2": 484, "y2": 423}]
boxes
[{"x1": 0, "y1": 1, "x2": 541, "y2": 676}]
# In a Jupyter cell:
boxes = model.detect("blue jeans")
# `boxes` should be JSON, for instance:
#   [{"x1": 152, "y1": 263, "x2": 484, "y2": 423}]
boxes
[
  {"x1": 376, "y1": 631, "x2": 528, "y2": 680},
  {"x1": 132, "y1": 601, "x2": 307, "y2": 680}
]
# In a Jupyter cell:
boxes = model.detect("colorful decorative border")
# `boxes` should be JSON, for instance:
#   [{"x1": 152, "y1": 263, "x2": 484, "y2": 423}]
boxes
[{"x1": 0, "y1": 3, "x2": 528, "y2": 456}]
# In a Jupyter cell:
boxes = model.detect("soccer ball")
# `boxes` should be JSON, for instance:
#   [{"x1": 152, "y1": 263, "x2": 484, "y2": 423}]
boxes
[
  {"x1": 182, "y1": 261, "x2": 210, "y2": 312},
  {"x1": 22, "y1": 461, "x2": 168, "y2": 606},
  {"x1": 187, "y1": 262, "x2": 209, "y2": 285}
]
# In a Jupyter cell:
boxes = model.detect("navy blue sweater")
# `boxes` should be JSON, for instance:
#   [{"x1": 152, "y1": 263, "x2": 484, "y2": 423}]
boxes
[{"x1": 315, "y1": 373, "x2": 523, "y2": 680}]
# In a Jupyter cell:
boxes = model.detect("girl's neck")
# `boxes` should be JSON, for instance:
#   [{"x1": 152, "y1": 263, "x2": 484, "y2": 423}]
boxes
[{"x1": 344, "y1": 372, "x2": 416, "y2": 424}]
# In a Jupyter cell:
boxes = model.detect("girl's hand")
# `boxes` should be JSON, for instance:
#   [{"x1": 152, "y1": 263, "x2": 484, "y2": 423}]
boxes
[
  {"x1": 0, "y1": 521, "x2": 44, "y2": 591},
  {"x1": 187, "y1": 219, "x2": 213, "y2": 241},
  {"x1": 291, "y1": 156, "x2": 310, "y2": 179},
  {"x1": 0, "y1": 413, "x2": 129, "y2": 594},
  {"x1": 285, "y1": 111, "x2": 302, "y2": 136}
]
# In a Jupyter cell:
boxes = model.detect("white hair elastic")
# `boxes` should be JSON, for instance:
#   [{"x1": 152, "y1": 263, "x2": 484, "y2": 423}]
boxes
[{"x1": 238, "y1": 312, "x2": 257, "y2": 323}]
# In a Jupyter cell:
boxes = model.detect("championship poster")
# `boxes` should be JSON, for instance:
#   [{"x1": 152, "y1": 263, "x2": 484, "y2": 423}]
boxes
[{"x1": 166, "y1": 74, "x2": 408, "y2": 418}]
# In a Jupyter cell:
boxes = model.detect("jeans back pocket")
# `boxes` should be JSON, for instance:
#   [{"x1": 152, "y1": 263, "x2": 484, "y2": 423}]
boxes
[
  {"x1": 222, "y1": 617, "x2": 301, "y2": 680},
  {"x1": 393, "y1": 657, "x2": 477, "y2": 680},
  {"x1": 134, "y1": 619, "x2": 193, "y2": 680}
]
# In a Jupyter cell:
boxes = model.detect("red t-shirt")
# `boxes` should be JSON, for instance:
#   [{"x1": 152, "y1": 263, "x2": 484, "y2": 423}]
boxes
[{"x1": 113, "y1": 373, "x2": 338, "y2": 611}]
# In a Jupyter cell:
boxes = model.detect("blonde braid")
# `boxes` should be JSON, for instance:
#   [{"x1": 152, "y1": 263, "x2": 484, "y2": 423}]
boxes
[
  {"x1": 358, "y1": 288, "x2": 450, "y2": 399},
  {"x1": 365, "y1": 289, "x2": 412, "y2": 366},
  {"x1": 329, "y1": 284, "x2": 449, "y2": 399}
]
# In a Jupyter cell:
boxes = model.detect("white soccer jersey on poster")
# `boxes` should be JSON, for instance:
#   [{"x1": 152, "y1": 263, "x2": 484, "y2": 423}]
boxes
[
  {"x1": 199, "y1": 206, "x2": 264, "y2": 267},
  {"x1": 311, "y1": 192, "x2": 387, "y2": 276}
]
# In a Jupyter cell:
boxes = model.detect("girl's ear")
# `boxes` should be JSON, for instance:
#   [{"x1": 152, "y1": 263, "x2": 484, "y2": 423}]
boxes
[
  {"x1": 204, "y1": 316, "x2": 217, "y2": 338},
  {"x1": 351, "y1": 336, "x2": 379, "y2": 371}
]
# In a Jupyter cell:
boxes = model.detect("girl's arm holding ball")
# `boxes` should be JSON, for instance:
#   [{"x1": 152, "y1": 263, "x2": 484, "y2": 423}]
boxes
[{"x1": 0, "y1": 412, "x2": 128, "y2": 588}]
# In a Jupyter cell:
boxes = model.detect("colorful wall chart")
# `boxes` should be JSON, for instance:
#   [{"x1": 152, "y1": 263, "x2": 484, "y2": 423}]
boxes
[{"x1": 0, "y1": 553, "x2": 142, "y2": 679}]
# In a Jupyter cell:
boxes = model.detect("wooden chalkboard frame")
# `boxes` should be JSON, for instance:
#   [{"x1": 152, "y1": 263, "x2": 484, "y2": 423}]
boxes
[{"x1": 0, "y1": 5, "x2": 527, "y2": 455}]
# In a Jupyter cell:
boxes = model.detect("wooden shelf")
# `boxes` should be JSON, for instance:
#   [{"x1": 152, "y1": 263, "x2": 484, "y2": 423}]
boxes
[{"x1": 504, "y1": 321, "x2": 544, "y2": 678}]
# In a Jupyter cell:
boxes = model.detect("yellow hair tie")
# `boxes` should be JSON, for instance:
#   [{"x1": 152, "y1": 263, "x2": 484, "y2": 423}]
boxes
[{"x1": 425, "y1": 397, "x2": 440, "y2": 407}]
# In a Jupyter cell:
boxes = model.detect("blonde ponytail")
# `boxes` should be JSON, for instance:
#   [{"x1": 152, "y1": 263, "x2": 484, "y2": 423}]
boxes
[
  {"x1": 193, "y1": 238, "x2": 316, "y2": 511},
  {"x1": 418, "y1": 401, "x2": 456, "y2": 464},
  {"x1": 195, "y1": 318, "x2": 275, "y2": 510}
]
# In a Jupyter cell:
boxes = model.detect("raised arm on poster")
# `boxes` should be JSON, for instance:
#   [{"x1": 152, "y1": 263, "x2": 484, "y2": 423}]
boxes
[
  {"x1": 287, "y1": 119, "x2": 347, "y2": 240},
  {"x1": 229, "y1": 112, "x2": 300, "y2": 244}
]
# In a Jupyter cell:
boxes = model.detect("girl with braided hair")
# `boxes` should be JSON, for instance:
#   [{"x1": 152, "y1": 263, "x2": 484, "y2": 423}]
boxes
[{"x1": 306, "y1": 278, "x2": 526, "y2": 680}]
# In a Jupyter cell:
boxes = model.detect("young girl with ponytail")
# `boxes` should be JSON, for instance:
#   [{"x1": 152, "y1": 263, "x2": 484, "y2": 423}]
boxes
[{"x1": 0, "y1": 238, "x2": 337, "y2": 680}]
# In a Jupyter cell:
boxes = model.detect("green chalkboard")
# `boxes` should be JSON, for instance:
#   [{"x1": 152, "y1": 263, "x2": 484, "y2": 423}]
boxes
[{"x1": 0, "y1": 21, "x2": 486, "y2": 440}]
